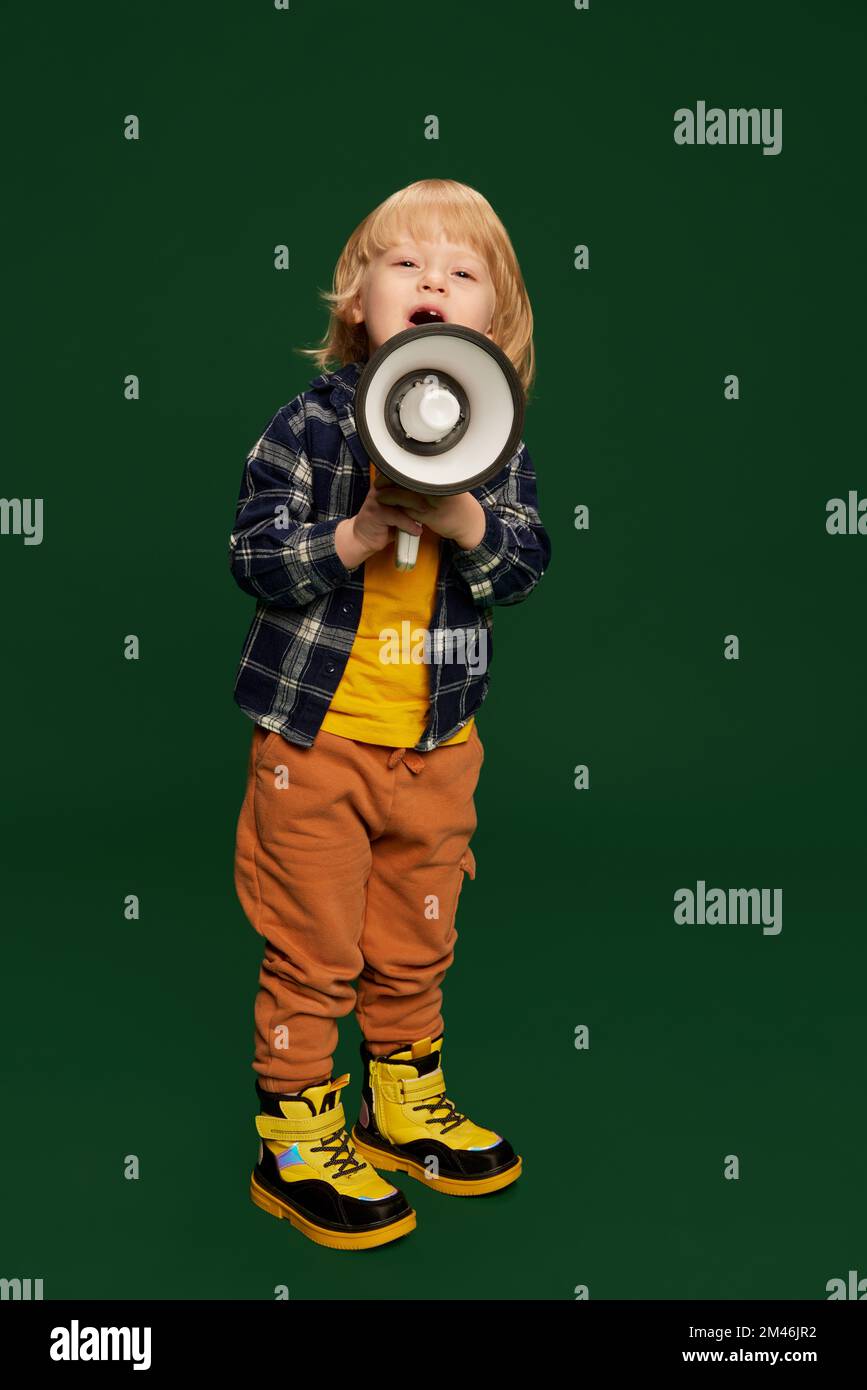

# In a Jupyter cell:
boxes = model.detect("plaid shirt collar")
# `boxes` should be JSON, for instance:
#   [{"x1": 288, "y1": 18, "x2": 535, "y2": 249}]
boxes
[
  {"x1": 307, "y1": 361, "x2": 374, "y2": 475},
  {"x1": 310, "y1": 360, "x2": 364, "y2": 401}
]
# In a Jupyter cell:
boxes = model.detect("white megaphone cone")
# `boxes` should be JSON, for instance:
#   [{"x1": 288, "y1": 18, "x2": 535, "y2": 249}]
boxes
[{"x1": 355, "y1": 323, "x2": 524, "y2": 573}]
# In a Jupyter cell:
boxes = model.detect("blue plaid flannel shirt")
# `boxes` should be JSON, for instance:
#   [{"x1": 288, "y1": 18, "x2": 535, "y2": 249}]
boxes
[{"x1": 228, "y1": 360, "x2": 552, "y2": 752}]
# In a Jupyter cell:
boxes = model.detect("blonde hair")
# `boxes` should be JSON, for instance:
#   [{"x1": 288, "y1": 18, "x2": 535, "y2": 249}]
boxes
[{"x1": 296, "y1": 178, "x2": 536, "y2": 402}]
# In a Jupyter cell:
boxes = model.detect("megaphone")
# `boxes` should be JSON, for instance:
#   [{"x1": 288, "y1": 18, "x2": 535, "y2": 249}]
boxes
[{"x1": 354, "y1": 323, "x2": 524, "y2": 571}]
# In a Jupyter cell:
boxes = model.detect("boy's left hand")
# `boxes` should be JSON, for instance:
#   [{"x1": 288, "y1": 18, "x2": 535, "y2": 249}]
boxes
[{"x1": 373, "y1": 476, "x2": 486, "y2": 550}]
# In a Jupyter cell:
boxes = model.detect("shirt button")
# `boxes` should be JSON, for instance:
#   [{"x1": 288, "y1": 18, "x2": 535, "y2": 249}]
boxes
[
  {"x1": 325, "y1": 661, "x2": 336, "y2": 675},
  {"x1": 341, "y1": 602, "x2": 352, "y2": 614}
]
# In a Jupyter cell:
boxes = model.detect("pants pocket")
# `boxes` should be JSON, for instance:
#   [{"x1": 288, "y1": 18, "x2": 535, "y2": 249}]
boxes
[
  {"x1": 254, "y1": 725, "x2": 279, "y2": 771},
  {"x1": 471, "y1": 724, "x2": 485, "y2": 768},
  {"x1": 459, "y1": 846, "x2": 477, "y2": 880}
]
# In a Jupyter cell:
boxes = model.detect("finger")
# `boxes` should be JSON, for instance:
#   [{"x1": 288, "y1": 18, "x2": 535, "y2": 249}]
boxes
[
  {"x1": 378, "y1": 486, "x2": 422, "y2": 507},
  {"x1": 378, "y1": 492, "x2": 433, "y2": 516},
  {"x1": 389, "y1": 508, "x2": 424, "y2": 533}
]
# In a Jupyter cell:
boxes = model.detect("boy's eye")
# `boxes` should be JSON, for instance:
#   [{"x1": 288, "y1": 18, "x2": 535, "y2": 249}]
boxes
[{"x1": 394, "y1": 259, "x2": 474, "y2": 279}]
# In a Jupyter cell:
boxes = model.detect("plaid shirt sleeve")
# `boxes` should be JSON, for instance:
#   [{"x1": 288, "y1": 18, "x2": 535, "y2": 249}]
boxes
[
  {"x1": 450, "y1": 440, "x2": 551, "y2": 608},
  {"x1": 229, "y1": 404, "x2": 355, "y2": 607}
]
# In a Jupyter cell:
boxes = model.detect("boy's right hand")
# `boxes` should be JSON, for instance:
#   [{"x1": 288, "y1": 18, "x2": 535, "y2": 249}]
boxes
[{"x1": 335, "y1": 466, "x2": 424, "y2": 568}]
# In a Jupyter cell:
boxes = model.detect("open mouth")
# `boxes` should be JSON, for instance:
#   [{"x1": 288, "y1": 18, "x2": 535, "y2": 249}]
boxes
[{"x1": 408, "y1": 307, "x2": 446, "y2": 326}]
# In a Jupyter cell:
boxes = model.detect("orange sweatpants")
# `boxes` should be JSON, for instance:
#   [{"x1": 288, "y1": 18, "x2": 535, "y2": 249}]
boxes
[{"x1": 233, "y1": 723, "x2": 483, "y2": 1094}]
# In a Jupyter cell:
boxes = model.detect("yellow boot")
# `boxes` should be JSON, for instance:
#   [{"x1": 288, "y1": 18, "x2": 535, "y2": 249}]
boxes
[
  {"x1": 351, "y1": 1036, "x2": 522, "y2": 1195},
  {"x1": 250, "y1": 1072, "x2": 416, "y2": 1250}
]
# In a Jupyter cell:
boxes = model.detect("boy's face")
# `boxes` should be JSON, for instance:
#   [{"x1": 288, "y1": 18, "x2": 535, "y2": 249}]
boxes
[{"x1": 347, "y1": 227, "x2": 497, "y2": 357}]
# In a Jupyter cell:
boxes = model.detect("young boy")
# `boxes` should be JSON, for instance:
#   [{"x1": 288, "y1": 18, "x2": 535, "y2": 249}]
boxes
[{"x1": 230, "y1": 179, "x2": 551, "y2": 1250}]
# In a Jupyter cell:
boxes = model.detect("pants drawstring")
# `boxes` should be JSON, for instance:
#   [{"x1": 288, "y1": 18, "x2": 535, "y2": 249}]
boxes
[{"x1": 387, "y1": 747, "x2": 425, "y2": 774}]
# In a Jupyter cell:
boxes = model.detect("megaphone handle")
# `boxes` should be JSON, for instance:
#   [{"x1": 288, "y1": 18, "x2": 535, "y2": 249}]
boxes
[{"x1": 395, "y1": 528, "x2": 420, "y2": 572}]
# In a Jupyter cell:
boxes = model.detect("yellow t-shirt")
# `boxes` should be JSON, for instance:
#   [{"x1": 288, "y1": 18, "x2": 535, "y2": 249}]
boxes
[{"x1": 319, "y1": 465, "x2": 474, "y2": 748}]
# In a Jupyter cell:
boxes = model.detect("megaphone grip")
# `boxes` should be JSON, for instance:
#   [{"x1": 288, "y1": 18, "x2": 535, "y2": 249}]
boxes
[{"x1": 395, "y1": 529, "x2": 420, "y2": 572}]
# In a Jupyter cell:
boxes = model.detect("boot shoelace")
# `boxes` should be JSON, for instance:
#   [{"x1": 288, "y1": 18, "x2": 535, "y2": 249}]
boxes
[
  {"x1": 310, "y1": 1125, "x2": 367, "y2": 1179},
  {"x1": 411, "y1": 1089, "x2": 467, "y2": 1135}
]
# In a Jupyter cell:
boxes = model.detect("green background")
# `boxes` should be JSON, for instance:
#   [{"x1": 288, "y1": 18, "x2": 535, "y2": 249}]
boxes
[{"x1": 2, "y1": 0, "x2": 864, "y2": 1300}]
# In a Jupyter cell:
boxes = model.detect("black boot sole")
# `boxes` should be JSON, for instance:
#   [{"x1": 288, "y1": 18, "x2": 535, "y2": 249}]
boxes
[
  {"x1": 350, "y1": 1125, "x2": 523, "y2": 1195},
  {"x1": 249, "y1": 1170, "x2": 416, "y2": 1250}
]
